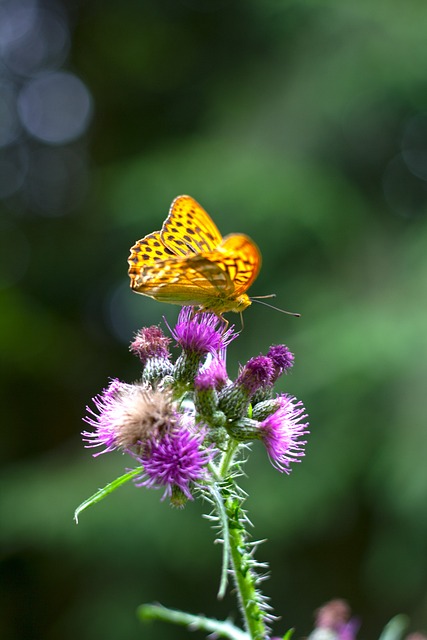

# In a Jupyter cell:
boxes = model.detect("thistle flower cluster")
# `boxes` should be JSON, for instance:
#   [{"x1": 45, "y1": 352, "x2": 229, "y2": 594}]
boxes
[{"x1": 82, "y1": 307, "x2": 309, "y2": 506}]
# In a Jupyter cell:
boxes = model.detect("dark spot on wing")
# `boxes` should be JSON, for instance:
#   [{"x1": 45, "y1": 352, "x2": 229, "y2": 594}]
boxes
[
  {"x1": 155, "y1": 250, "x2": 163, "y2": 256},
  {"x1": 186, "y1": 228, "x2": 195, "y2": 235}
]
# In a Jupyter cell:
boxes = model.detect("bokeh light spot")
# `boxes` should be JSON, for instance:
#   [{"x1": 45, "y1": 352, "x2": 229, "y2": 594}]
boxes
[
  {"x1": 0, "y1": 0, "x2": 37, "y2": 49},
  {"x1": 18, "y1": 72, "x2": 93, "y2": 144},
  {"x1": 2, "y1": 8, "x2": 70, "y2": 76}
]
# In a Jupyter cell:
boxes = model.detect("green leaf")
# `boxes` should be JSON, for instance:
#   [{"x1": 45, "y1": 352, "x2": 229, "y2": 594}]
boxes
[
  {"x1": 206, "y1": 482, "x2": 231, "y2": 600},
  {"x1": 138, "y1": 603, "x2": 248, "y2": 640},
  {"x1": 74, "y1": 467, "x2": 143, "y2": 523}
]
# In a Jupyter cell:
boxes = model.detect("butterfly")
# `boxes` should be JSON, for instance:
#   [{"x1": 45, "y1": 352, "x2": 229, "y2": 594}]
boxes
[{"x1": 128, "y1": 195, "x2": 261, "y2": 318}]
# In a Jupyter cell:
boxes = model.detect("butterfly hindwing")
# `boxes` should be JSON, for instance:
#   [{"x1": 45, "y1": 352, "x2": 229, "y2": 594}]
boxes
[
  {"x1": 217, "y1": 234, "x2": 261, "y2": 295},
  {"x1": 129, "y1": 252, "x2": 234, "y2": 300}
]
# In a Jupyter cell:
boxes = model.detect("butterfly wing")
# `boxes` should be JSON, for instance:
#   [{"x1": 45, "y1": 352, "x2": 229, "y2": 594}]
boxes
[
  {"x1": 212, "y1": 234, "x2": 262, "y2": 295},
  {"x1": 128, "y1": 197, "x2": 261, "y2": 313},
  {"x1": 129, "y1": 253, "x2": 234, "y2": 304},
  {"x1": 128, "y1": 231, "x2": 177, "y2": 284},
  {"x1": 160, "y1": 195, "x2": 223, "y2": 256}
]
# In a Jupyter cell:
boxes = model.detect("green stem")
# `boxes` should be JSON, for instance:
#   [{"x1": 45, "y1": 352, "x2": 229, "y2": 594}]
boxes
[
  {"x1": 216, "y1": 439, "x2": 269, "y2": 638},
  {"x1": 219, "y1": 438, "x2": 239, "y2": 477},
  {"x1": 223, "y1": 489, "x2": 268, "y2": 640}
]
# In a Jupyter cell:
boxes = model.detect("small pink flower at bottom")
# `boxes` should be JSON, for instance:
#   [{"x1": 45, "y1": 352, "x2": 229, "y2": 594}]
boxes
[
  {"x1": 309, "y1": 599, "x2": 360, "y2": 640},
  {"x1": 259, "y1": 394, "x2": 309, "y2": 473},
  {"x1": 135, "y1": 427, "x2": 214, "y2": 502}
]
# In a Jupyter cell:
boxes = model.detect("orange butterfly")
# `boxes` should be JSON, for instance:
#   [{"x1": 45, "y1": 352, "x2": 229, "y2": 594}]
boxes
[{"x1": 128, "y1": 195, "x2": 261, "y2": 317}]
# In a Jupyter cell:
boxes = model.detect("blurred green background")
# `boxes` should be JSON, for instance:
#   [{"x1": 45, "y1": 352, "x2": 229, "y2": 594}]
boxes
[{"x1": 1, "y1": 1, "x2": 427, "y2": 639}]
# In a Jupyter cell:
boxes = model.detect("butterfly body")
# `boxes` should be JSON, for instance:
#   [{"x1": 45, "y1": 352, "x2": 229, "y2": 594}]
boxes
[{"x1": 128, "y1": 196, "x2": 261, "y2": 317}]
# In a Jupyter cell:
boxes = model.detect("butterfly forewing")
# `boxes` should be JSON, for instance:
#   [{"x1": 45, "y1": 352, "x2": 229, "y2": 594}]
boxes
[
  {"x1": 161, "y1": 195, "x2": 223, "y2": 256},
  {"x1": 128, "y1": 231, "x2": 176, "y2": 283}
]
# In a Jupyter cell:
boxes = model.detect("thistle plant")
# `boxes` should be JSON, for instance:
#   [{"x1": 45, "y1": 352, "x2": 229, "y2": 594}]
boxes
[
  {"x1": 76, "y1": 306, "x2": 309, "y2": 639},
  {"x1": 76, "y1": 307, "x2": 421, "y2": 640}
]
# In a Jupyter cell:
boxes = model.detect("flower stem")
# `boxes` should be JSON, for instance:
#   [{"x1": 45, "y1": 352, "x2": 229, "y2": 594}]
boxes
[
  {"x1": 223, "y1": 488, "x2": 269, "y2": 640},
  {"x1": 219, "y1": 438, "x2": 239, "y2": 477},
  {"x1": 217, "y1": 439, "x2": 270, "y2": 638}
]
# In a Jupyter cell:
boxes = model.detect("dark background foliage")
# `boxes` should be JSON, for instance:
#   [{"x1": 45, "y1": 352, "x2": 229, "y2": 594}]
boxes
[{"x1": 1, "y1": 1, "x2": 427, "y2": 639}]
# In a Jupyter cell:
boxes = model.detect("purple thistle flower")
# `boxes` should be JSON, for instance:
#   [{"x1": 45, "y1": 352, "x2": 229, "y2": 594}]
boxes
[
  {"x1": 195, "y1": 358, "x2": 229, "y2": 391},
  {"x1": 194, "y1": 359, "x2": 228, "y2": 419},
  {"x1": 169, "y1": 306, "x2": 237, "y2": 355},
  {"x1": 259, "y1": 394, "x2": 309, "y2": 473},
  {"x1": 218, "y1": 356, "x2": 274, "y2": 421},
  {"x1": 130, "y1": 326, "x2": 171, "y2": 364},
  {"x1": 236, "y1": 355, "x2": 274, "y2": 396},
  {"x1": 82, "y1": 379, "x2": 131, "y2": 456},
  {"x1": 82, "y1": 381, "x2": 178, "y2": 456},
  {"x1": 129, "y1": 326, "x2": 173, "y2": 381},
  {"x1": 266, "y1": 344, "x2": 294, "y2": 381},
  {"x1": 135, "y1": 427, "x2": 214, "y2": 502}
]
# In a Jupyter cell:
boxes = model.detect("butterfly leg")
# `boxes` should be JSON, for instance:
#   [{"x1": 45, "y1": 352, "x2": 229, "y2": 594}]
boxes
[
  {"x1": 238, "y1": 311, "x2": 244, "y2": 333},
  {"x1": 220, "y1": 315, "x2": 229, "y2": 334}
]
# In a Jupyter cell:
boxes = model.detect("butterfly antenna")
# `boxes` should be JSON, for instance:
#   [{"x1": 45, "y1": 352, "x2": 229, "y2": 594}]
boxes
[{"x1": 250, "y1": 297, "x2": 301, "y2": 317}]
